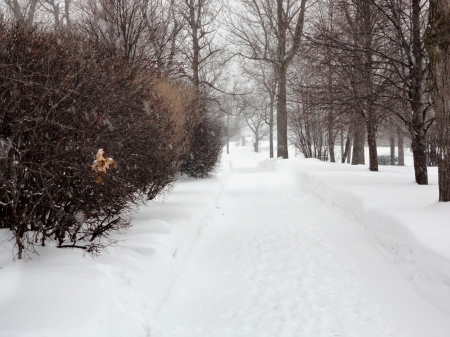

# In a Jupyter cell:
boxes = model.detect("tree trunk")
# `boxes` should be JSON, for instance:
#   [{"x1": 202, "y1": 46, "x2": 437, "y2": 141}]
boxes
[
  {"x1": 328, "y1": 128, "x2": 335, "y2": 163},
  {"x1": 390, "y1": 133, "x2": 396, "y2": 165},
  {"x1": 411, "y1": 131, "x2": 428, "y2": 184},
  {"x1": 347, "y1": 135, "x2": 352, "y2": 164},
  {"x1": 352, "y1": 120, "x2": 365, "y2": 165},
  {"x1": 398, "y1": 129, "x2": 404, "y2": 166},
  {"x1": 327, "y1": 40, "x2": 335, "y2": 163},
  {"x1": 64, "y1": 0, "x2": 72, "y2": 28},
  {"x1": 425, "y1": 0, "x2": 450, "y2": 200},
  {"x1": 408, "y1": 0, "x2": 428, "y2": 185},
  {"x1": 189, "y1": 1, "x2": 200, "y2": 89},
  {"x1": 254, "y1": 137, "x2": 259, "y2": 152},
  {"x1": 269, "y1": 92, "x2": 275, "y2": 158},
  {"x1": 226, "y1": 115, "x2": 230, "y2": 154},
  {"x1": 342, "y1": 132, "x2": 351, "y2": 163},
  {"x1": 276, "y1": 65, "x2": 288, "y2": 158},
  {"x1": 340, "y1": 129, "x2": 344, "y2": 161},
  {"x1": 367, "y1": 119, "x2": 378, "y2": 171},
  {"x1": 26, "y1": 0, "x2": 39, "y2": 30},
  {"x1": 51, "y1": 2, "x2": 61, "y2": 30}
]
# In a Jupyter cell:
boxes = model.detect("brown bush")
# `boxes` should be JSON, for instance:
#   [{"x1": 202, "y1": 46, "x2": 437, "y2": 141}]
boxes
[
  {"x1": 179, "y1": 102, "x2": 225, "y2": 178},
  {"x1": 0, "y1": 24, "x2": 185, "y2": 258}
]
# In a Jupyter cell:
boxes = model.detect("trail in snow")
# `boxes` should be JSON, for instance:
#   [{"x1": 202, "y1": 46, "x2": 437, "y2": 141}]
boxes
[{"x1": 153, "y1": 149, "x2": 450, "y2": 337}]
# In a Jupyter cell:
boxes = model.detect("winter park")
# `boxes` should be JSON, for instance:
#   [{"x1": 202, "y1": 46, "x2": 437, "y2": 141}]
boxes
[{"x1": 2, "y1": 0, "x2": 450, "y2": 336}]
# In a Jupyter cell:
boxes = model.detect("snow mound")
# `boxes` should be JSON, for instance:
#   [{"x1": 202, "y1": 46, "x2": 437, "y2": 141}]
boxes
[{"x1": 269, "y1": 157, "x2": 450, "y2": 315}]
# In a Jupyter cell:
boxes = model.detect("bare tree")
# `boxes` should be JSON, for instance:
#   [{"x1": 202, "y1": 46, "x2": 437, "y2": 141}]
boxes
[
  {"x1": 226, "y1": 114, "x2": 242, "y2": 154},
  {"x1": 150, "y1": 0, "x2": 184, "y2": 70},
  {"x1": 39, "y1": 0, "x2": 72, "y2": 30},
  {"x1": 240, "y1": 59, "x2": 277, "y2": 157},
  {"x1": 226, "y1": 0, "x2": 307, "y2": 158},
  {"x1": 41, "y1": 0, "x2": 61, "y2": 29},
  {"x1": 370, "y1": 0, "x2": 432, "y2": 184},
  {"x1": 177, "y1": 0, "x2": 223, "y2": 90},
  {"x1": 342, "y1": 129, "x2": 352, "y2": 163},
  {"x1": 4, "y1": 0, "x2": 40, "y2": 30},
  {"x1": 220, "y1": 94, "x2": 244, "y2": 154},
  {"x1": 80, "y1": 0, "x2": 161, "y2": 67},
  {"x1": 240, "y1": 94, "x2": 271, "y2": 153},
  {"x1": 308, "y1": 0, "x2": 432, "y2": 180},
  {"x1": 398, "y1": 127, "x2": 405, "y2": 166},
  {"x1": 288, "y1": 66, "x2": 329, "y2": 161}
]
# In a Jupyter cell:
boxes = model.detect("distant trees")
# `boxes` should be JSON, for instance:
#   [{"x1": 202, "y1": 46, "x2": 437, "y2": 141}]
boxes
[
  {"x1": 226, "y1": 0, "x2": 307, "y2": 158},
  {"x1": 309, "y1": 0, "x2": 392, "y2": 171},
  {"x1": 3, "y1": 0, "x2": 73, "y2": 30},
  {"x1": 4, "y1": 0, "x2": 39, "y2": 30},
  {"x1": 371, "y1": 0, "x2": 432, "y2": 184},
  {"x1": 221, "y1": 95, "x2": 244, "y2": 155},
  {"x1": 270, "y1": 0, "x2": 449, "y2": 200},
  {"x1": 287, "y1": 57, "x2": 322, "y2": 160},
  {"x1": 241, "y1": 60, "x2": 277, "y2": 157},
  {"x1": 239, "y1": 95, "x2": 270, "y2": 153},
  {"x1": 287, "y1": 0, "x2": 438, "y2": 185}
]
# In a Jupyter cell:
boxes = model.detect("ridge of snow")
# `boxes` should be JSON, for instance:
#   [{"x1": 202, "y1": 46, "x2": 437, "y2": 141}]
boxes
[{"x1": 265, "y1": 157, "x2": 450, "y2": 315}]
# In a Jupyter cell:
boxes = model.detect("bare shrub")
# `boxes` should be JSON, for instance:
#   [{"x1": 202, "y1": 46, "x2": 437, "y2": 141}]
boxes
[
  {"x1": 0, "y1": 24, "x2": 183, "y2": 258},
  {"x1": 153, "y1": 77, "x2": 201, "y2": 160}
]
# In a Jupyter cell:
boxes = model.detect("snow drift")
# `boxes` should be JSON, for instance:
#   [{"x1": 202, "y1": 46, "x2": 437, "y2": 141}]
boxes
[
  {"x1": 263, "y1": 157, "x2": 450, "y2": 315},
  {"x1": 0, "y1": 162, "x2": 230, "y2": 337}
]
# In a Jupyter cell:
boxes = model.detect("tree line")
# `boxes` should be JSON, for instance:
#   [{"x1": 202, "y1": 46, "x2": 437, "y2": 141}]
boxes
[
  {"x1": 222, "y1": 0, "x2": 450, "y2": 202},
  {"x1": 2, "y1": 0, "x2": 450, "y2": 260}
]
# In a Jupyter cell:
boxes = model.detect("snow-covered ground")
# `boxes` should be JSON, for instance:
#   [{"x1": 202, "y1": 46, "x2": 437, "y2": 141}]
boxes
[
  {"x1": 1, "y1": 143, "x2": 450, "y2": 336},
  {"x1": 0, "y1": 169, "x2": 229, "y2": 337}
]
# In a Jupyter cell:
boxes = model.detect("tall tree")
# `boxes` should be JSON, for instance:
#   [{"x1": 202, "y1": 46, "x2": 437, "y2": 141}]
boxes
[
  {"x1": 311, "y1": 0, "x2": 390, "y2": 170},
  {"x1": 227, "y1": 0, "x2": 307, "y2": 158},
  {"x1": 372, "y1": 0, "x2": 432, "y2": 184},
  {"x1": 425, "y1": 0, "x2": 450, "y2": 201},
  {"x1": 178, "y1": 0, "x2": 222, "y2": 90}
]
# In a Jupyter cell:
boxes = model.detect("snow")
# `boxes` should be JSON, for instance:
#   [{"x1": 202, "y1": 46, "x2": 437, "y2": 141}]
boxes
[
  {"x1": 1, "y1": 144, "x2": 450, "y2": 336},
  {"x1": 277, "y1": 156, "x2": 450, "y2": 315},
  {"x1": 0, "y1": 171, "x2": 229, "y2": 337}
]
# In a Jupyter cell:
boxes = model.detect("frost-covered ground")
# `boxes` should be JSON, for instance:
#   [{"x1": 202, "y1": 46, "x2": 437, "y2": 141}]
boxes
[{"x1": 1, "y1": 144, "x2": 450, "y2": 337}]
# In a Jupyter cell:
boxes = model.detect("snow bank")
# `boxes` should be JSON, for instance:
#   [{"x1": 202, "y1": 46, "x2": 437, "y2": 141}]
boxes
[
  {"x1": 265, "y1": 157, "x2": 450, "y2": 315},
  {"x1": 0, "y1": 161, "x2": 230, "y2": 337}
]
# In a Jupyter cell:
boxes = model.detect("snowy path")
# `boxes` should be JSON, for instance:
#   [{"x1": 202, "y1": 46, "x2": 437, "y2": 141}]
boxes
[{"x1": 153, "y1": 150, "x2": 450, "y2": 337}]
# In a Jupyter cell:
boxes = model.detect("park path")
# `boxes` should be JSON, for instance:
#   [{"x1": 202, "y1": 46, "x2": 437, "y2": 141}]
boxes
[{"x1": 152, "y1": 149, "x2": 450, "y2": 337}]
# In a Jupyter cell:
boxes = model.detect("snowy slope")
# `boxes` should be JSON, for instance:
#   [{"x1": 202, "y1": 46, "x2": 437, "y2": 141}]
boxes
[{"x1": 0, "y1": 164, "x2": 229, "y2": 337}]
